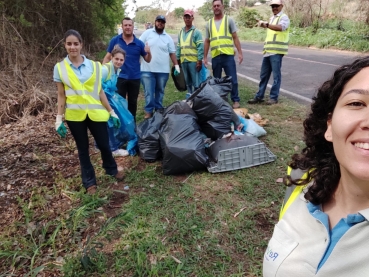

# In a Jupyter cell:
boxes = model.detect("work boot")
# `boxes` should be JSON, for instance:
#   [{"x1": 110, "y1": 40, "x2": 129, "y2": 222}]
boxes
[
  {"x1": 248, "y1": 97, "x2": 264, "y2": 104},
  {"x1": 86, "y1": 185, "x2": 97, "y2": 195},
  {"x1": 144, "y1": 112, "x2": 152, "y2": 119},
  {"x1": 266, "y1": 99, "x2": 278, "y2": 105},
  {"x1": 232, "y1": 102, "x2": 240, "y2": 109},
  {"x1": 115, "y1": 170, "x2": 125, "y2": 181}
]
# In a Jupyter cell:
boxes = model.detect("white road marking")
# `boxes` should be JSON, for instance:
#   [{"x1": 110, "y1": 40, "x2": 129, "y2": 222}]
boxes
[
  {"x1": 242, "y1": 49, "x2": 339, "y2": 67},
  {"x1": 208, "y1": 62, "x2": 313, "y2": 103}
]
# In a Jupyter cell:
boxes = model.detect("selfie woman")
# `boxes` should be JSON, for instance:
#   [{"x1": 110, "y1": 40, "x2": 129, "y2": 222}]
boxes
[{"x1": 264, "y1": 56, "x2": 369, "y2": 277}]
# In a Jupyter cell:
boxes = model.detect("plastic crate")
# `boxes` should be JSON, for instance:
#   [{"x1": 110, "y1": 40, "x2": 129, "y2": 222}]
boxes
[{"x1": 207, "y1": 140, "x2": 276, "y2": 173}]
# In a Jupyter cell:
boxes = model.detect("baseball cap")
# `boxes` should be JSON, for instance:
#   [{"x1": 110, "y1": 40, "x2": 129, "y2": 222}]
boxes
[
  {"x1": 269, "y1": 0, "x2": 283, "y2": 5},
  {"x1": 184, "y1": 10, "x2": 194, "y2": 16},
  {"x1": 155, "y1": 15, "x2": 166, "y2": 23}
]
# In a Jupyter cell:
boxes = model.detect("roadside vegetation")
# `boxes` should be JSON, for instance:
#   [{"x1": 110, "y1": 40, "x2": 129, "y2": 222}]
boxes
[
  {"x1": 135, "y1": 0, "x2": 369, "y2": 53},
  {"x1": 0, "y1": 77, "x2": 307, "y2": 276}
]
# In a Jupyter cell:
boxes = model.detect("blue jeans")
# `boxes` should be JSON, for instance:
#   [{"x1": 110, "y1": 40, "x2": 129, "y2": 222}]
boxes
[
  {"x1": 141, "y1": 72, "x2": 169, "y2": 113},
  {"x1": 255, "y1": 54, "x2": 284, "y2": 101},
  {"x1": 182, "y1": 62, "x2": 200, "y2": 94},
  {"x1": 211, "y1": 54, "x2": 240, "y2": 103},
  {"x1": 66, "y1": 116, "x2": 118, "y2": 189}
]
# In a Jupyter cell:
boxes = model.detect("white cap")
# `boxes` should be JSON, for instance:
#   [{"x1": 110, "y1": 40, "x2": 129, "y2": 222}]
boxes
[{"x1": 270, "y1": 0, "x2": 283, "y2": 5}]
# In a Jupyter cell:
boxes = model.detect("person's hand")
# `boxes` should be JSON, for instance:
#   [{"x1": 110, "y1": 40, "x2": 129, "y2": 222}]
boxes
[
  {"x1": 55, "y1": 115, "x2": 67, "y2": 138},
  {"x1": 174, "y1": 64, "x2": 180, "y2": 76},
  {"x1": 238, "y1": 53, "x2": 243, "y2": 65},
  {"x1": 203, "y1": 57, "x2": 208, "y2": 67},
  {"x1": 144, "y1": 42, "x2": 150, "y2": 54},
  {"x1": 196, "y1": 61, "x2": 202, "y2": 72},
  {"x1": 109, "y1": 110, "x2": 121, "y2": 129}
]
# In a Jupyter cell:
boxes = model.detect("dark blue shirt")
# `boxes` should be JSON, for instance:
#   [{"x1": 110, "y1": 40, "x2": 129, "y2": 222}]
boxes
[{"x1": 107, "y1": 35, "x2": 147, "y2": 80}]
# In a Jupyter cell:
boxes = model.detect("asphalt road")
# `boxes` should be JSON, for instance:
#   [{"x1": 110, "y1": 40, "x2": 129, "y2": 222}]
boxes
[{"x1": 135, "y1": 29, "x2": 363, "y2": 104}]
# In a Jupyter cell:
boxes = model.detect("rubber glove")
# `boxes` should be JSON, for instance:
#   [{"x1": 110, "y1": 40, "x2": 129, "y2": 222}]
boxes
[
  {"x1": 109, "y1": 110, "x2": 121, "y2": 129},
  {"x1": 174, "y1": 64, "x2": 180, "y2": 76},
  {"x1": 55, "y1": 115, "x2": 67, "y2": 138}
]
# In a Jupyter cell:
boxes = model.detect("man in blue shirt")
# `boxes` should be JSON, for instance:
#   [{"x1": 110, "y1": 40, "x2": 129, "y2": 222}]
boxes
[
  {"x1": 139, "y1": 15, "x2": 180, "y2": 119},
  {"x1": 103, "y1": 17, "x2": 152, "y2": 120}
]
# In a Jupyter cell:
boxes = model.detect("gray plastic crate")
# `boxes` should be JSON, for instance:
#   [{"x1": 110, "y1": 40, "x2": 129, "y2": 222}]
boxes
[{"x1": 207, "y1": 140, "x2": 276, "y2": 173}]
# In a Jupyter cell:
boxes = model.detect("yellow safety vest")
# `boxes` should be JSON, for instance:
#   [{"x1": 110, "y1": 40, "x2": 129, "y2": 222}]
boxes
[
  {"x1": 57, "y1": 59, "x2": 110, "y2": 122},
  {"x1": 104, "y1": 61, "x2": 114, "y2": 81},
  {"x1": 208, "y1": 15, "x2": 234, "y2": 58},
  {"x1": 263, "y1": 13, "x2": 289, "y2": 55},
  {"x1": 279, "y1": 166, "x2": 309, "y2": 220},
  {"x1": 179, "y1": 28, "x2": 198, "y2": 63}
]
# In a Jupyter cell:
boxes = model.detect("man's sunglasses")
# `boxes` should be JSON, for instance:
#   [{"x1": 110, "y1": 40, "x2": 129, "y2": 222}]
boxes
[
  {"x1": 156, "y1": 20, "x2": 165, "y2": 24},
  {"x1": 271, "y1": 5, "x2": 280, "y2": 8}
]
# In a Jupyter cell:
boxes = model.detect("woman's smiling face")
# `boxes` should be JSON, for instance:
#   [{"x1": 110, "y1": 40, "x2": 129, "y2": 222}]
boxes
[
  {"x1": 65, "y1": 35, "x2": 82, "y2": 58},
  {"x1": 325, "y1": 67, "x2": 369, "y2": 181},
  {"x1": 112, "y1": 52, "x2": 125, "y2": 69}
]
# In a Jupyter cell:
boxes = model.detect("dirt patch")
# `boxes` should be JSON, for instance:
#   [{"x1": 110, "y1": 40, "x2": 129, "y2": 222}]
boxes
[{"x1": 103, "y1": 182, "x2": 130, "y2": 218}]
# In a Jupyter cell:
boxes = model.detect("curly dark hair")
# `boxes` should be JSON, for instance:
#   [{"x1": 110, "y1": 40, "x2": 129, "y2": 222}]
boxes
[{"x1": 287, "y1": 56, "x2": 369, "y2": 205}]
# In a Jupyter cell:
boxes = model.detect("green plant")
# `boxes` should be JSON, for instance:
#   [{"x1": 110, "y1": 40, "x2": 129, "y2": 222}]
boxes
[{"x1": 237, "y1": 8, "x2": 261, "y2": 28}]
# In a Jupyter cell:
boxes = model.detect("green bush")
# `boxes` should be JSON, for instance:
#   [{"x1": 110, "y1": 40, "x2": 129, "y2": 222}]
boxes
[{"x1": 237, "y1": 8, "x2": 261, "y2": 28}]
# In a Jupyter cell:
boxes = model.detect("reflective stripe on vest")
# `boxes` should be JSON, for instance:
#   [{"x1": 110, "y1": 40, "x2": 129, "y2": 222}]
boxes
[
  {"x1": 57, "y1": 59, "x2": 109, "y2": 122},
  {"x1": 279, "y1": 166, "x2": 308, "y2": 220},
  {"x1": 208, "y1": 15, "x2": 234, "y2": 58},
  {"x1": 179, "y1": 28, "x2": 198, "y2": 63},
  {"x1": 263, "y1": 13, "x2": 289, "y2": 55}
]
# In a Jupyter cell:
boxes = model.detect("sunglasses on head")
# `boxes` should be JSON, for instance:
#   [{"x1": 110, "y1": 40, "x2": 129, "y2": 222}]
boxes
[{"x1": 271, "y1": 4, "x2": 280, "y2": 8}]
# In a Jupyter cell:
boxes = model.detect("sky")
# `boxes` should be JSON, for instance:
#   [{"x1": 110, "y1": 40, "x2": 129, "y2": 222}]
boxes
[{"x1": 125, "y1": 0, "x2": 207, "y2": 17}]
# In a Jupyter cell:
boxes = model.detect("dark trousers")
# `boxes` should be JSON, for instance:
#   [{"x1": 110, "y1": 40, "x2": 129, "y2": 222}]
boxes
[
  {"x1": 67, "y1": 116, "x2": 117, "y2": 189},
  {"x1": 117, "y1": 78, "x2": 140, "y2": 121},
  {"x1": 211, "y1": 54, "x2": 240, "y2": 103},
  {"x1": 255, "y1": 54, "x2": 284, "y2": 101}
]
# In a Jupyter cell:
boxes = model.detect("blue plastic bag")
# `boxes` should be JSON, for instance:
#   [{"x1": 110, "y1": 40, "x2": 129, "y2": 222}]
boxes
[
  {"x1": 237, "y1": 115, "x2": 266, "y2": 137},
  {"x1": 200, "y1": 63, "x2": 210, "y2": 84},
  {"x1": 101, "y1": 74, "x2": 137, "y2": 155}
]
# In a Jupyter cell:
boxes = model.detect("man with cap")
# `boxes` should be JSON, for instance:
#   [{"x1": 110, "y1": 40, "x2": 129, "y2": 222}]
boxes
[
  {"x1": 204, "y1": 0, "x2": 243, "y2": 109},
  {"x1": 248, "y1": 0, "x2": 290, "y2": 105},
  {"x1": 139, "y1": 15, "x2": 180, "y2": 119},
  {"x1": 176, "y1": 10, "x2": 204, "y2": 99}
]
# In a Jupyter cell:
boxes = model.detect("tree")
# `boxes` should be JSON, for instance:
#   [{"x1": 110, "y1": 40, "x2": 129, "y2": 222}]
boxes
[
  {"x1": 174, "y1": 7, "x2": 185, "y2": 18},
  {"x1": 237, "y1": 8, "x2": 261, "y2": 28}
]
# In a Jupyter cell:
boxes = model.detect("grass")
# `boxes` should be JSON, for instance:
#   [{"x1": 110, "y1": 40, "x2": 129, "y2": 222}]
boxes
[{"x1": 0, "y1": 74, "x2": 308, "y2": 276}]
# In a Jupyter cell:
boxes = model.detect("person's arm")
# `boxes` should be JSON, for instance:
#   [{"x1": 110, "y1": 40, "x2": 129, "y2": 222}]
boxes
[
  {"x1": 170, "y1": 53, "x2": 178, "y2": 66},
  {"x1": 195, "y1": 30, "x2": 204, "y2": 71},
  {"x1": 143, "y1": 42, "x2": 152, "y2": 63},
  {"x1": 203, "y1": 24, "x2": 210, "y2": 66},
  {"x1": 56, "y1": 82, "x2": 66, "y2": 115},
  {"x1": 102, "y1": 52, "x2": 112, "y2": 64},
  {"x1": 99, "y1": 89, "x2": 113, "y2": 112},
  {"x1": 176, "y1": 30, "x2": 182, "y2": 62},
  {"x1": 232, "y1": 32, "x2": 243, "y2": 65},
  {"x1": 264, "y1": 22, "x2": 282, "y2": 31}
]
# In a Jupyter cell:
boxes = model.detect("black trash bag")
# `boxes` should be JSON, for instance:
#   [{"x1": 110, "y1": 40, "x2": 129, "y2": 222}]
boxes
[
  {"x1": 208, "y1": 134, "x2": 259, "y2": 162},
  {"x1": 171, "y1": 65, "x2": 187, "y2": 92},
  {"x1": 188, "y1": 83, "x2": 224, "y2": 124},
  {"x1": 136, "y1": 112, "x2": 163, "y2": 162},
  {"x1": 159, "y1": 114, "x2": 209, "y2": 175},
  {"x1": 163, "y1": 100, "x2": 197, "y2": 118},
  {"x1": 206, "y1": 76, "x2": 232, "y2": 102}
]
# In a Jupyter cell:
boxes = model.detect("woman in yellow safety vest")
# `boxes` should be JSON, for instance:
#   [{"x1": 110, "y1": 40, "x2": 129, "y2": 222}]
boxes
[
  {"x1": 263, "y1": 56, "x2": 369, "y2": 277},
  {"x1": 53, "y1": 29, "x2": 124, "y2": 195}
]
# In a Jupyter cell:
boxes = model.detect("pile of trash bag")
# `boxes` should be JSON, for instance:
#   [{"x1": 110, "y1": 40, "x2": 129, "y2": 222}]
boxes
[{"x1": 136, "y1": 78, "x2": 268, "y2": 175}]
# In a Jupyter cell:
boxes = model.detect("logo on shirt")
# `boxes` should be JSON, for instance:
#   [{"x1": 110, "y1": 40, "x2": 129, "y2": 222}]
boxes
[{"x1": 265, "y1": 246, "x2": 279, "y2": 261}]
